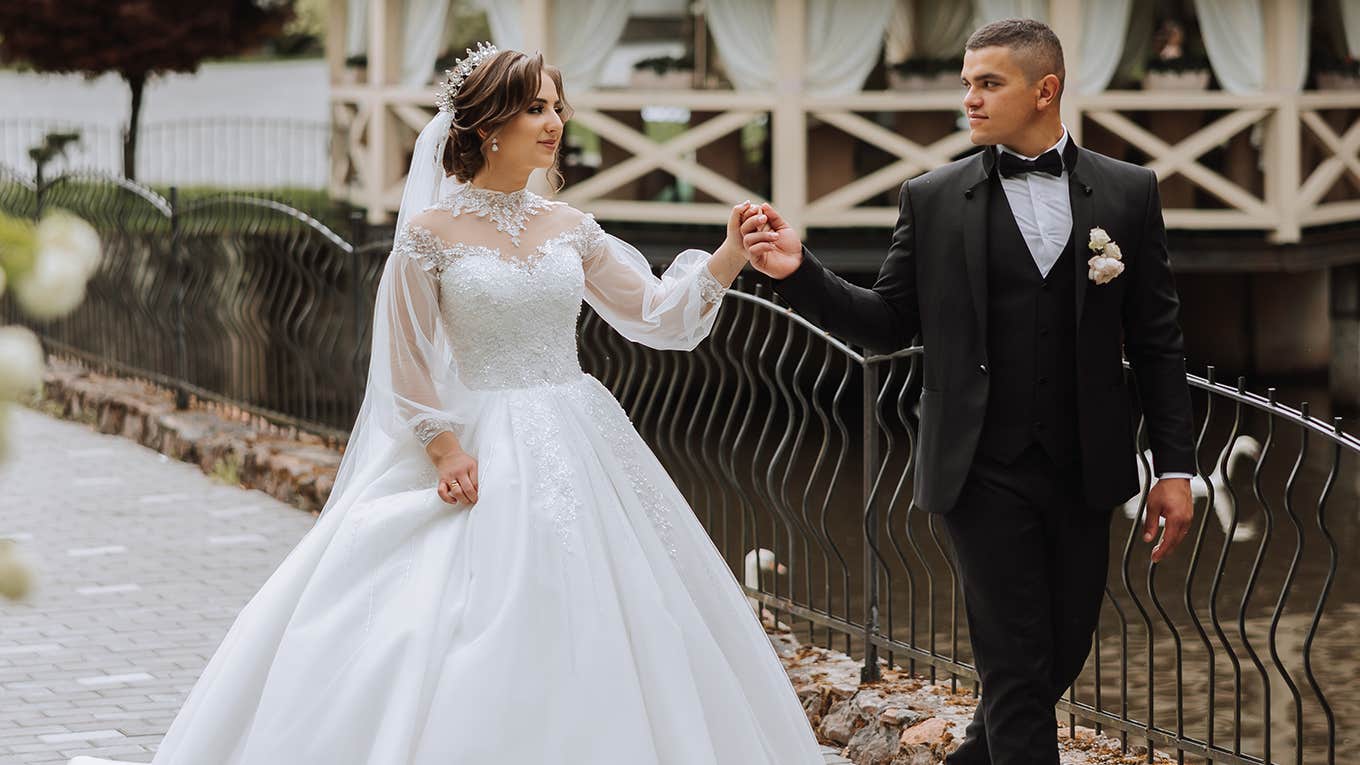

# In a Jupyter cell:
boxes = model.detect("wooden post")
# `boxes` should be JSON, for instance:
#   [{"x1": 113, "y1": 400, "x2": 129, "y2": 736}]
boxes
[
  {"x1": 366, "y1": 0, "x2": 405, "y2": 223},
  {"x1": 772, "y1": 0, "x2": 806, "y2": 235},
  {"x1": 325, "y1": 0, "x2": 347, "y2": 82},
  {"x1": 1048, "y1": 0, "x2": 1083, "y2": 143},
  {"x1": 520, "y1": 0, "x2": 553, "y2": 60},
  {"x1": 326, "y1": 0, "x2": 349, "y2": 203},
  {"x1": 1264, "y1": 0, "x2": 1302, "y2": 243}
]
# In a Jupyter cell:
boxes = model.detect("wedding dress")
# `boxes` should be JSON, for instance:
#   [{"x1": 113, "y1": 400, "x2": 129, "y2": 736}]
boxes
[{"x1": 69, "y1": 182, "x2": 825, "y2": 764}]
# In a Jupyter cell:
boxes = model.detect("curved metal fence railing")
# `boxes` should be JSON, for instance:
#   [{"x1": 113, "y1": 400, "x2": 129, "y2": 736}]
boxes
[
  {"x1": 1, "y1": 168, "x2": 1351, "y2": 764},
  {"x1": 609, "y1": 283, "x2": 1354, "y2": 765}
]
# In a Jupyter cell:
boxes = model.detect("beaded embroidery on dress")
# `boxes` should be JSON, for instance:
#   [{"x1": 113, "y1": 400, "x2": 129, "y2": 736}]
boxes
[{"x1": 69, "y1": 183, "x2": 826, "y2": 765}]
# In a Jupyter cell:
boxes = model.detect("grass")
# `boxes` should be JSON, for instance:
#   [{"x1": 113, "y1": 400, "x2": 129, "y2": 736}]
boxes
[
  {"x1": 2, "y1": 180, "x2": 358, "y2": 237},
  {"x1": 209, "y1": 451, "x2": 244, "y2": 486}
]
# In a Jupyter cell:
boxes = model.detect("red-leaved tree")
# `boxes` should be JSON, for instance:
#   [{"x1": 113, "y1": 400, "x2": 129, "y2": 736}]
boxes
[{"x1": 0, "y1": 1, "x2": 295, "y2": 180}]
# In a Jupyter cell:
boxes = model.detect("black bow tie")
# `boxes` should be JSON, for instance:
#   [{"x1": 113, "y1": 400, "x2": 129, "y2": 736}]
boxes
[{"x1": 998, "y1": 148, "x2": 1064, "y2": 178}]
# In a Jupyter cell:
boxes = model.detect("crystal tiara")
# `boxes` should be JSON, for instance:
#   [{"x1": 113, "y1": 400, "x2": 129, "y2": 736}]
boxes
[{"x1": 436, "y1": 41, "x2": 500, "y2": 114}]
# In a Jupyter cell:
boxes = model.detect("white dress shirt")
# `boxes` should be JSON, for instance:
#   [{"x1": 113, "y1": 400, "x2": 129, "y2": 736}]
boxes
[
  {"x1": 997, "y1": 127, "x2": 1072, "y2": 279},
  {"x1": 996, "y1": 129, "x2": 1192, "y2": 482}
]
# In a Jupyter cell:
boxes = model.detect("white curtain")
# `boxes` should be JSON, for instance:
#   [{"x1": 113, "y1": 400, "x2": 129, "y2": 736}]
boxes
[
  {"x1": 342, "y1": 0, "x2": 450, "y2": 86},
  {"x1": 1194, "y1": 0, "x2": 1264, "y2": 92},
  {"x1": 970, "y1": 0, "x2": 1133, "y2": 94},
  {"x1": 885, "y1": 0, "x2": 914, "y2": 63},
  {"x1": 478, "y1": 0, "x2": 631, "y2": 88},
  {"x1": 973, "y1": 0, "x2": 1048, "y2": 24},
  {"x1": 1194, "y1": 0, "x2": 1309, "y2": 92},
  {"x1": 917, "y1": 0, "x2": 977, "y2": 57},
  {"x1": 481, "y1": 0, "x2": 524, "y2": 50},
  {"x1": 806, "y1": 0, "x2": 896, "y2": 93},
  {"x1": 707, "y1": 0, "x2": 894, "y2": 95},
  {"x1": 345, "y1": 0, "x2": 366, "y2": 58},
  {"x1": 885, "y1": 0, "x2": 975, "y2": 63},
  {"x1": 1340, "y1": 0, "x2": 1360, "y2": 56},
  {"x1": 403, "y1": 0, "x2": 450, "y2": 86},
  {"x1": 705, "y1": 0, "x2": 776, "y2": 91},
  {"x1": 1077, "y1": 0, "x2": 1132, "y2": 94}
]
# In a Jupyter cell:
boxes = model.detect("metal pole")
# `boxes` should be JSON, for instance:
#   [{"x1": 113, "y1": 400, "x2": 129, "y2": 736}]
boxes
[
  {"x1": 861, "y1": 360, "x2": 881, "y2": 682},
  {"x1": 33, "y1": 154, "x2": 45, "y2": 218},
  {"x1": 170, "y1": 186, "x2": 189, "y2": 409}
]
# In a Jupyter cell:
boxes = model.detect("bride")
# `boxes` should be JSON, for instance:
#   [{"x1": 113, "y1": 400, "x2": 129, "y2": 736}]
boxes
[{"x1": 70, "y1": 44, "x2": 826, "y2": 765}]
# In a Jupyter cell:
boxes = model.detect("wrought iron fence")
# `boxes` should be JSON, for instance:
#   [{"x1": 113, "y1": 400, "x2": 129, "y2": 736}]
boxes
[
  {"x1": 619, "y1": 288, "x2": 1356, "y2": 765},
  {"x1": 1, "y1": 168, "x2": 1352, "y2": 764},
  {"x1": 0, "y1": 166, "x2": 367, "y2": 440}
]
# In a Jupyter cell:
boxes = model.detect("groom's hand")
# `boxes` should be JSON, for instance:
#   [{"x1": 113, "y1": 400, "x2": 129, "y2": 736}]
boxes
[
  {"x1": 1143, "y1": 477, "x2": 1193, "y2": 563},
  {"x1": 740, "y1": 203, "x2": 803, "y2": 279}
]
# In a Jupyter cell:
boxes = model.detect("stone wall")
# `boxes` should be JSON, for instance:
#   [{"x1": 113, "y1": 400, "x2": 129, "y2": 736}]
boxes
[{"x1": 36, "y1": 357, "x2": 339, "y2": 515}]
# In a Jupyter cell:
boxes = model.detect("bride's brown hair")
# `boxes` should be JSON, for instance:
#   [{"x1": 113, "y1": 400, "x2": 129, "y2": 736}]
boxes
[{"x1": 442, "y1": 49, "x2": 572, "y2": 190}]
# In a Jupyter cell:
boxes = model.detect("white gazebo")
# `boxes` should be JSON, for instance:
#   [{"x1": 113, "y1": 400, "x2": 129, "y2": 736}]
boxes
[{"x1": 326, "y1": 0, "x2": 1359, "y2": 246}]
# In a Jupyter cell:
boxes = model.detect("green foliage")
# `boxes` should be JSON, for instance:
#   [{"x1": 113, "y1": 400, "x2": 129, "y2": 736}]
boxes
[
  {"x1": 633, "y1": 55, "x2": 695, "y2": 76},
  {"x1": 210, "y1": 450, "x2": 243, "y2": 486},
  {"x1": 1145, "y1": 54, "x2": 1211, "y2": 74}
]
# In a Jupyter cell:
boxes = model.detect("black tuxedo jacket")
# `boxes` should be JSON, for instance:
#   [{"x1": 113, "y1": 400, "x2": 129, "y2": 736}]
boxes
[{"x1": 773, "y1": 143, "x2": 1196, "y2": 513}]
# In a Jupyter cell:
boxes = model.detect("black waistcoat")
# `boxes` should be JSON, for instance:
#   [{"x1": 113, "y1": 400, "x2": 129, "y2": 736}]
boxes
[{"x1": 975, "y1": 169, "x2": 1081, "y2": 466}]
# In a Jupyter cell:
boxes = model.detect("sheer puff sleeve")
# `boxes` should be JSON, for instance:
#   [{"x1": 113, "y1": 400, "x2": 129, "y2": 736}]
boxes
[
  {"x1": 369, "y1": 222, "x2": 477, "y2": 447},
  {"x1": 577, "y1": 214, "x2": 728, "y2": 351}
]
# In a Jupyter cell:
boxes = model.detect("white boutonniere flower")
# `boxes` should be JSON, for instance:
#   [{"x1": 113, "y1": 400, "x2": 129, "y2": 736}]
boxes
[{"x1": 1086, "y1": 227, "x2": 1124, "y2": 285}]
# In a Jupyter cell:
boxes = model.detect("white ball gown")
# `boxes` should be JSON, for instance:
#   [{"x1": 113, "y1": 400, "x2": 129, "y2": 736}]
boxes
[{"x1": 68, "y1": 183, "x2": 826, "y2": 765}]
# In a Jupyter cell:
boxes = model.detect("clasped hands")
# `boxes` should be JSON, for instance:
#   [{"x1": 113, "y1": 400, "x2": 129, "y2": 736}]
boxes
[{"x1": 719, "y1": 201, "x2": 803, "y2": 279}]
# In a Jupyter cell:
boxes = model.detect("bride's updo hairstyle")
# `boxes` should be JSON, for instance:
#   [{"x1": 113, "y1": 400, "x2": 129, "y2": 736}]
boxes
[{"x1": 442, "y1": 49, "x2": 572, "y2": 188}]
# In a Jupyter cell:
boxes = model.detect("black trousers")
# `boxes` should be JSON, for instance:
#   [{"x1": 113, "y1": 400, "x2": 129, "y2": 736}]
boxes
[{"x1": 941, "y1": 442, "x2": 1113, "y2": 765}]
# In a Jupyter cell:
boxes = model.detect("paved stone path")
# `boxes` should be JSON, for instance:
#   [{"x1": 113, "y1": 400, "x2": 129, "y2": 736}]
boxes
[{"x1": 0, "y1": 406, "x2": 850, "y2": 764}]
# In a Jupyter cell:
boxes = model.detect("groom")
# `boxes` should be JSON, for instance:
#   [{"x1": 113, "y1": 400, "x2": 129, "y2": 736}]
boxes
[{"x1": 740, "y1": 19, "x2": 1195, "y2": 765}]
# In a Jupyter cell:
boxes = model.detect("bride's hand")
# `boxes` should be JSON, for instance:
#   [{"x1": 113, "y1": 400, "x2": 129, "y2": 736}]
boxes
[
  {"x1": 719, "y1": 201, "x2": 756, "y2": 261},
  {"x1": 435, "y1": 450, "x2": 479, "y2": 505}
]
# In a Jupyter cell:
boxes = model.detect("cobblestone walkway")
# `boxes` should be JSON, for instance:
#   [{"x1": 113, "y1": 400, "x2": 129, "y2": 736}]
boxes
[{"x1": 0, "y1": 407, "x2": 849, "y2": 764}]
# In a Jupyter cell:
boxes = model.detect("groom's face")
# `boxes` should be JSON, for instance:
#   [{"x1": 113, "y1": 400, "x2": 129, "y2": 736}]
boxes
[{"x1": 960, "y1": 46, "x2": 1045, "y2": 147}]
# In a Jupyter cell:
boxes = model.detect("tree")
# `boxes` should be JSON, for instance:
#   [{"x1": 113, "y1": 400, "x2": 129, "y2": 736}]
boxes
[{"x1": 0, "y1": 1, "x2": 295, "y2": 180}]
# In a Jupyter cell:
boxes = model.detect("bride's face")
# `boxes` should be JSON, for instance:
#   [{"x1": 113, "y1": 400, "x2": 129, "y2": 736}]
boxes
[{"x1": 489, "y1": 72, "x2": 565, "y2": 172}]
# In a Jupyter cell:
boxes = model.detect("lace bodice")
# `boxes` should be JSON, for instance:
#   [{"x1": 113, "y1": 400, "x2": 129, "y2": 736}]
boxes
[
  {"x1": 384, "y1": 183, "x2": 728, "y2": 446},
  {"x1": 395, "y1": 215, "x2": 599, "y2": 391}
]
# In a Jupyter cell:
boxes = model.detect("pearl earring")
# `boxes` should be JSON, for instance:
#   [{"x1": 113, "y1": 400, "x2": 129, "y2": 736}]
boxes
[{"x1": 490, "y1": 137, "x2": 499, "y2": 152}]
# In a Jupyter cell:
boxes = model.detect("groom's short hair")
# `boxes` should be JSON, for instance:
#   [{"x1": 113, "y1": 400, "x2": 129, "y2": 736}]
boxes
[{"x1": 965, "y1": 19, "x2": 1065, "y2": 97}]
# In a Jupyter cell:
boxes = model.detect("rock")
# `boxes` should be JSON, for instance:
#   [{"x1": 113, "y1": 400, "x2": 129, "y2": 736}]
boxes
[
  {"x1": 890, "y1": 749, "x2": 936, "y2": 765},
  {"x1": 899, "y1": 717, "x2": 950, "y2": 746},
  {"x1": 845, "y1": 720, "x2": 901, "y2": 765},
  {"x1": 819, "y1": 696, "x2": 866, "y2": 745},
  {"x1": 879, "y1": 706, "x2": 923, "y2": 727}
]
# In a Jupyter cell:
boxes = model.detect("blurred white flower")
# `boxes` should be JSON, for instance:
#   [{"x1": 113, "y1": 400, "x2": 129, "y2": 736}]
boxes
[
  {"x1": 0, "y1": 325, "x2": 46, "y2": 400},
  {"x1": 35, "y1": 210, "x2": 102, "y2": 279},
  {"x1": 13, "y1": 251, "x2": 87, "y2": 319}
]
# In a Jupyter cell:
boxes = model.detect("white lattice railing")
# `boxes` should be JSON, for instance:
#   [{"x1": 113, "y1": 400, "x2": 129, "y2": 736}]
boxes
[{"x1": 330, "y1": 85, "x2": 1360, "y2": 244}]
